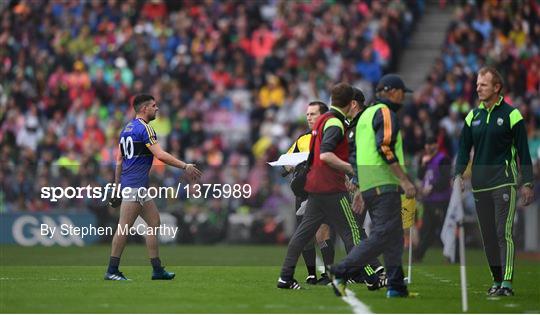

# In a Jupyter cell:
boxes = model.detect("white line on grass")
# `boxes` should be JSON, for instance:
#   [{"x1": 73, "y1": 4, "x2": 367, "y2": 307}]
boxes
[
  {"x1": 420, "y1": 270, "x2": 523, "y2": 309},
  {"x1": 342, "y1": 288, "x2": 372, "y2": 314},
  {"x1": 1, "y1": 277, "x2": 85, "y2": 281},
  {"x1": 316, "y1": 257, "x2": 372, "y2": 314}
]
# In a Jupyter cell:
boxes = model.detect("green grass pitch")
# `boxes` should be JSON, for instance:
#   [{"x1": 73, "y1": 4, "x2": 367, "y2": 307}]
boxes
[{"x1": 1, "y1": 245, "x2": 539, "y2": 313}]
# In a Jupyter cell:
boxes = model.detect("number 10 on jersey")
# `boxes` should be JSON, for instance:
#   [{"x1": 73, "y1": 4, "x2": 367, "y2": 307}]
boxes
[{"x1": 120, "y1": 136, "x2": 134, "y2": 159}]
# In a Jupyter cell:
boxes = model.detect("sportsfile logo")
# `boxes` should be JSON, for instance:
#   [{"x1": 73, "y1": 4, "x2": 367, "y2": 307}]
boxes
[
  {"x1": 40, "y1": 183, "x2": 173, "y2": 202},
  {"x1": 40, "y1": 183, "x2": 252, "y2": 202}
]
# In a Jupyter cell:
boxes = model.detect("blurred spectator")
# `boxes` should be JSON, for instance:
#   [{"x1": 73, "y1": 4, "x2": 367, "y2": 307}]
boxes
[
  {"x1": 414, "y1": 136, "x2": 452, "y2": 262},
  {"x1": 258, "y1": 75, "x2": 285, "y2": 109},
  {"x1": 16, "y1": 107, "x2": 43, "y2": 152}
]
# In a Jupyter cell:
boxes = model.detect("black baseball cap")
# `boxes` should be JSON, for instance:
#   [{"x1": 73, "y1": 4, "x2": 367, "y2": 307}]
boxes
[
  {"x1": 352, "y1": 87, "x2": 365, "y2": 104},
  {"x1": 376, "y1": 74, "x2": 413, "y2": 93}
]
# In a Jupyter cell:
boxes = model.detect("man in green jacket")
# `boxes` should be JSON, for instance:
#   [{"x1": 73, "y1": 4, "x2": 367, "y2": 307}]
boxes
[
  {"x1": 329, "y1": 74, "x2": 415, "y2": 298},
  {"x1": 455, "y1": 66, "x2": 534, "y2": 297}
]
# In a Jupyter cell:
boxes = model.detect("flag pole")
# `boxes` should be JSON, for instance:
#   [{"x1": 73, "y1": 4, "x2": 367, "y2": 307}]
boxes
[
  {"x1": 458, "y1": 222, "x2": 468, "y2": 312},
  {"x1": 407, "y1": 227, "x2": 413, "y2": 284},
  {"x1": 401, "y1": 196, "x2": 416, "y2": 285}
]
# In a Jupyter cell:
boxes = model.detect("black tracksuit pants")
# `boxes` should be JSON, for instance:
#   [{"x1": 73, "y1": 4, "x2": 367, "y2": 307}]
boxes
[
  {"x1": 280, "y1": 192, "x2": 380, "y2": 280},
  {"x1": 295, "y1": 196, "x2": 317, "y2": 252},
  {"x1": 473, "y1": 186, "x2": 518, "y2": 282},
  {"x1": 332, "y1": 192, "x2": 407, "y2": 292}
]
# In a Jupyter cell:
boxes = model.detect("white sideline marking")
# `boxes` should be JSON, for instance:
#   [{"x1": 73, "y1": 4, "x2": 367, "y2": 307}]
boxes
[
  {"x1": 316, "y1": 257, "x2": 372, "y2": 314},
  {"x1": 0, "y1": 277, "x2": 23, "y2": 280},
  {"x1": 0, "y1": 277, "x2": 85, "y2": 281},
  {"x1": 342, "y1": 288, "x2": 372, "y2": 314}
]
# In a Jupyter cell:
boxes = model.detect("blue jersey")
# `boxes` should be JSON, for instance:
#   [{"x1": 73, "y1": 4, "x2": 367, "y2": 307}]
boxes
[{"x1": 119, "y1": 118, "x2": 157, "y2": 188}]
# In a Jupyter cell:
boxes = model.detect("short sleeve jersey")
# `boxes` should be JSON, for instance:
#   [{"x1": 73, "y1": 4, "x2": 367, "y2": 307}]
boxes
[{"x1": 119, "y1": 118, "x2": 157, "y2": 188}]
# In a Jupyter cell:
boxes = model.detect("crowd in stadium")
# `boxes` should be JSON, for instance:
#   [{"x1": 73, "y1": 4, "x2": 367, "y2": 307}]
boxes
[
  {"x1": 403, "y1": 1, "x2": 540, "y2": 161},
  {"x1": 1, "y1": 0, "x2": 538, "y2": 244}
]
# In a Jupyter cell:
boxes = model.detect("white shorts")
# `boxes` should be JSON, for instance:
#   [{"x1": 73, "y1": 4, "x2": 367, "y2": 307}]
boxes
[{"x1": 122, "y1": 187, "x2": 153, "y2": 205}]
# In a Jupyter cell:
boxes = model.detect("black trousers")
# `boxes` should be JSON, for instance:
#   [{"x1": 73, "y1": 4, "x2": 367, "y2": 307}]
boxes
[
  {"x1": 473, "y1": 186, "x2": 517, "y2": 282},
  {"x1": 415, "y1": 200, "x2": 448, "y2": 260},
  {"x1": 332, "y1": 192, "x2": 406, "y2": 292},
  {"x1": 280, "y1": 192, "x2": 379, "y2": 279},
  {"x1": 295, "y1": 195, "x2": 316, "y2": 252}
]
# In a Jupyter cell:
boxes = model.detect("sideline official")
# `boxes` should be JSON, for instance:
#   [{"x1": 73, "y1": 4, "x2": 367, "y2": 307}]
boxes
[
  {"x1": 277, "y1": 83, "x2": 379, "y2": 290},
  {"x1": 455, "y1": 67, "x2": 534, "y2": 297},
  {"x1": 286, "y1": 101, "x2": 335, "y2": 285},
  {"x1": 329, "y1": 74, "x2": 415, "y2": 298},
  {"x1": 345, "y1": 87, "x2": 385, "y2": 284}
]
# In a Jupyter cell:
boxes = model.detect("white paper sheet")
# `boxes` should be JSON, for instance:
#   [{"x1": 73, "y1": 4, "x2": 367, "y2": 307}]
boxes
[{"x1": 268, "y1": 152, "x2": 309, "y2": 167}]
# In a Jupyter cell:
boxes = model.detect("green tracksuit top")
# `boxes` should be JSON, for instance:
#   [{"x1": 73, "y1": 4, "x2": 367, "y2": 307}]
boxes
[{"x1": 455, "y1": 96, "x2": 533, "y2": 192}]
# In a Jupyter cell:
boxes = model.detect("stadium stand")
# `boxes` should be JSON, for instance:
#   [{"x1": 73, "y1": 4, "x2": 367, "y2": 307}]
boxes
[
  {"x1": 1, "y1": 0, "x2": 538, "y2": 246},
  {"x1": 403, "y1": 0, "x2": 540, "y2": 161},
  {"x1": 403, "y1": 0, "x2": 540, "y2": 251}
]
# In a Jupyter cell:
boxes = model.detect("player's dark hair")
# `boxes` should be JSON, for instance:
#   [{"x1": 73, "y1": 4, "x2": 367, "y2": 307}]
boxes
[
  {"x1": 331, "y1": 83, "x2": 354, "y2": 108},
  {"x1": 308, "y1": 101, "x2": 329, "y2": 114},
  {"x1": 352, "y1": 87, "x2": 365, "y2": 106},
  {"x1": 133, "y1": 94, "x2": 155, "y2": 113}
]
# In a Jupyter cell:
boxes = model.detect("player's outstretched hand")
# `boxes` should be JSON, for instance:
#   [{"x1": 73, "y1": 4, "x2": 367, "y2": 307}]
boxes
[
  {"x1": 109, "y1": 196, "x2": 122, "y2": 208},
  {"x1": 184, "y1": 164, "x2": 202, "y2": 182}
]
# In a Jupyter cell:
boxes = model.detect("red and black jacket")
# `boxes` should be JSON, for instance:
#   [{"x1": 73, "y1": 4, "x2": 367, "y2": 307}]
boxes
[{"x1": 305, "y1": 109, "x2": 349, "y2": 193}]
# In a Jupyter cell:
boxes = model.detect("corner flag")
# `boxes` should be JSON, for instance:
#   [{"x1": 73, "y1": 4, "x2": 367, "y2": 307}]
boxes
[
  {"x1": 401, "y1": 196, "x2": 416, "y2": 284},
  {"x1": 401, "y1": 196, "x2": 416, "y2": 229},
  {"x1": 441, "y1": 178, "x2": 468, "y2": 312},
  {"x1": 441, "y1": 178, "x2": 464, "y2": 263}
]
